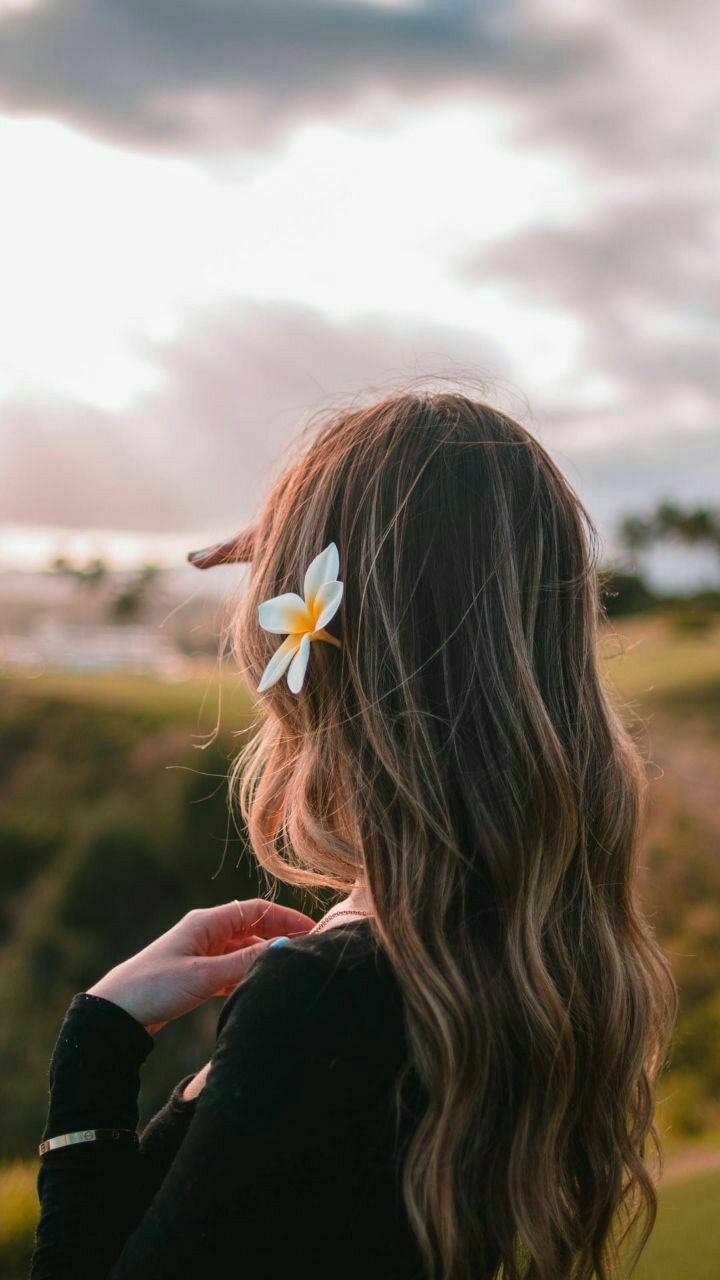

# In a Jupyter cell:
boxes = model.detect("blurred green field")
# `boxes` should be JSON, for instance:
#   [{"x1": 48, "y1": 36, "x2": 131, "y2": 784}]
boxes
[
  {"x1": 0, "y1": 665, "x2": 255, "y2": 725},
  {"x1": 600, "y1": 614, "x2": 720, "y2": 720},
  {"x1": 6, "y1": 610, "x2": 719, "y2": 720},
  {"x1": 1, "y1": 610, "x2": 719, "y2": 1276},
  {"x1": 630, "y1": 1168, "x2": 720, "y2": 1280}
]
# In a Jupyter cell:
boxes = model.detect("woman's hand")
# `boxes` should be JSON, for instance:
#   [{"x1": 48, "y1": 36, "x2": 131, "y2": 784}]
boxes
[{"x1": 86, "y1": 899, "x2": 315, "y2": 1034}]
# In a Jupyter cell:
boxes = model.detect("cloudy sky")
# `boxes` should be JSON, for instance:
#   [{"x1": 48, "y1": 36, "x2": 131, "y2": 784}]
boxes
[{"x1": 1, "y1": 0, "x2": 717, "y2": 587}]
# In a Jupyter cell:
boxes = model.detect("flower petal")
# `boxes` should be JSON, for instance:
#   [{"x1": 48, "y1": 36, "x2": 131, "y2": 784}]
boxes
[
  {"x1": 287, "y1": 632, "x2": 311, "y2": 694},
  {"x1": 303, "y1": 543, "x2": 340, "y2": 608},
  {"x1": 312, "y1": 579, "x2": 343, "y2": 631},
  {"x1": 258, "y1": 592, "x2": 314, "y2": 634},
  {"x1": 257, "y1": 635, "x2": 301, "y2": 692}
]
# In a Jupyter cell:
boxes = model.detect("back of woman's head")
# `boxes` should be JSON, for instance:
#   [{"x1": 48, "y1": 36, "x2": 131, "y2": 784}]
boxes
[{"x1": 230, "y1": 391, "x2": 677, "y2": 1280}]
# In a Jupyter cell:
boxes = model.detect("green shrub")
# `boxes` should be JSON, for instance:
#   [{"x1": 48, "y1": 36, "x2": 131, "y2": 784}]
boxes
[
  {"x1": 666, "y1": 606, "x2": 715, "y2": 635},
  {"x1": 57, "y1": 806, "x2": 184, "y2": 976},
  {"x1": 599, "y1": 570, "x2": 658, "y2": 617},
  {"x1": 656, "y1": 1069, "x2": 711, "y2": 1139},
  {"x1": 671, "y1": 993, "x2": 720, "y2": 1093}
]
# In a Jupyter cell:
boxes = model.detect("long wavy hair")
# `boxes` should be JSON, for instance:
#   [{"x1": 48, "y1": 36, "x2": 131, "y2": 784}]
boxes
[{"x1": 228, "y1": 391, "x2": 678, "y2": 1280}]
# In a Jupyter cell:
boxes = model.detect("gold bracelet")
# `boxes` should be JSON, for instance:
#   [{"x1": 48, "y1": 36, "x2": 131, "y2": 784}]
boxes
[{"x1": 38, "y1": 1128, "x2": 138, "y2": 1157}]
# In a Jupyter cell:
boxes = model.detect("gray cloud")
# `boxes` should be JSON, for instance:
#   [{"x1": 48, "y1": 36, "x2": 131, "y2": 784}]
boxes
[
  {"x1": 0, "y1": 0, "x2": 520, "y2": 149},
  {"x1": 0, "y1": 397, "x2": 196, "y2": 531},
  {"x1": 509, "y1": 0, "x2": 716, "y2": 171},
  {"x1": 457, "y1": 0, "x2": 718, "y2": 451},
  {"x1": 0, "y1": 0, "x2": 595, "y2": 151},
  {"x1": 463, "y1": 193, "x2": 720, "y2": 409},
  {"x1": 459, "y1": 189, "x2": 720, "y2": 575},
  {"x1": 3, "y1": 296, "x2": 716, "y2": 583},
  {"x1": 0, "y1": 299, "x2": 507, "y2": 532},
  {"x1": 0, "y1": 1, "x2": 709, "y2": 166}
]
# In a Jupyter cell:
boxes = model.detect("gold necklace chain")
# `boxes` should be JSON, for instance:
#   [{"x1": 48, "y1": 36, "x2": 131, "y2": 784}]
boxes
[{"x1": 309, "y1": 908, "x2": 372, "y2": 935}]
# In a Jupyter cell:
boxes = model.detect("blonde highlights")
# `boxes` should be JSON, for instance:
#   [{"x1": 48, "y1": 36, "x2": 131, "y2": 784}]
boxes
[{"x1": 229, "y1": 392, "x2": 677, "y2": 1280}]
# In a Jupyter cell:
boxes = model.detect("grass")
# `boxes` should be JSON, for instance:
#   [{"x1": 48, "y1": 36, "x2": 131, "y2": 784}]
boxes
[
  {"x1": 629, "y1": 1168, "x2": 720, "y2": 1280},
  {"x1": 4, "y1": 611, "x2": 719, "y2": 720},
  {"x1": 599, "y1": 615, "x2": 720, "y2": 720},
  {"x1": 3, "y1": 612, "x2": 719, "y2": 729},
  {"x1": 0, "y1": 667, "x2": 255, "y2": 731},
  {"x1": 661, "y1": 1124, "x2": 720, "y2": 1159},
  {"x1": 0, "y1": 1160, "x2": 38, "y2": 1279}
]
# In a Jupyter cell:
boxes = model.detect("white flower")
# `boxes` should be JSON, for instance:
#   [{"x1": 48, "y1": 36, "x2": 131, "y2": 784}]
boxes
[{"x1": 257, "y1": 542, "x2": 343, "y2": 694}]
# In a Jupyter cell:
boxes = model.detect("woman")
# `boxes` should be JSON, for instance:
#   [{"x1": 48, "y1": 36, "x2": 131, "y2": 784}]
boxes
[{"x1": 30, "y1": 392, "x2": 677, "y2": 1280}]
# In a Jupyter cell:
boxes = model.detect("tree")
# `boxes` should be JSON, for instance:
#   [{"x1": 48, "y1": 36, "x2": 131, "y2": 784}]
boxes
[
  {"x1": 108, "y1": 563, "x2": 160, "y2": 623},
  {"x1": 49, "y1": 554, "x2": 108, "y2": 589},
  {"x1": 619, "y1": 501, "x2": 720, "y2": 559}
]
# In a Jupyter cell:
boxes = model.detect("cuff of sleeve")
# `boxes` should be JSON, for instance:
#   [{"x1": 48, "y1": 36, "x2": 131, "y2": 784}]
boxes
[
  {"x1": 168, "y1": 1073, "x2": 200, "y2": 1116},
  {"x1": 63, "y1": 992, "x2": 155, "y2": 1063},
  {"x1": 41, "y1": 993, "x2": 155, "y2": 1142}
]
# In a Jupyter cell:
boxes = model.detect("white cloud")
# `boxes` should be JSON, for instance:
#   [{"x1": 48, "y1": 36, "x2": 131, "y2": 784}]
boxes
[{"x1": 0, "y1": 101, "x2": 591, "y2": 410}]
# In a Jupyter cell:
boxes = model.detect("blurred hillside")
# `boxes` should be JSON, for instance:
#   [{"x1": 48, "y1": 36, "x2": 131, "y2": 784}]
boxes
[
  {"x1": 0, "y1": 608, "x2": 719, "y2": 1160},
  {"x1": 1, "y1": 605, "x2": 720, "y2": 1280},
  {"x1": 0, "y1": 668, "x2": 274, "y2": 1160}
]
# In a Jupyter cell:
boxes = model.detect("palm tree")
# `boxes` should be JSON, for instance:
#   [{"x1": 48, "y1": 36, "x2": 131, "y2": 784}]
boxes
[{"x1": 619, "y1": 502, "x2": 720, "y2": 559}]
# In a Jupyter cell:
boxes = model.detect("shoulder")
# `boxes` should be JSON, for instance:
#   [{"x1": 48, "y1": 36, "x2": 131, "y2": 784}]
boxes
[
  {"x1": 206, "y1": 920, "x2": 407, "y2": 1127},
  {"x1": 217, "y1": 918, "x2": 399, "y2": 1041}
]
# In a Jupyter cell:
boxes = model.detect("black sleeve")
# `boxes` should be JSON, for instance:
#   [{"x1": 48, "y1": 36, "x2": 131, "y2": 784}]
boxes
[
  {"x1": 30, "y1": 940, "x2": 375, "y2": 1279},
  {"x1": 132, "y1": 1073, "x2": 199, "y2": 1199}
]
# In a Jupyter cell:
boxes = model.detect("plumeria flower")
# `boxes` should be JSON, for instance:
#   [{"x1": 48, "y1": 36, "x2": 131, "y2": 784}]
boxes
[{"x1": 257, "y1": 542, "x2": 343, "y2": 694}]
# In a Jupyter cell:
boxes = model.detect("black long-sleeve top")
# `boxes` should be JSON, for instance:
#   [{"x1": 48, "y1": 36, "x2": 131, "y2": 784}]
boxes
[{"x1": 30, "y1": 918, "x2": 428, "y2": 1279}]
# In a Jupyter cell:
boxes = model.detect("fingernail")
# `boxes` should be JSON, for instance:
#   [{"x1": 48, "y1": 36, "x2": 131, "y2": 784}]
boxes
[
  {"x1": 188, "y1": 549, "x2": 209, "y2": 562},
  {"x1": 269, "y1": 936, "x2": 290, "y2": 949}
]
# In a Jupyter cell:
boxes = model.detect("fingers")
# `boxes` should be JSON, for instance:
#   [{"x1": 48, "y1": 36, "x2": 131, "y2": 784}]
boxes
[
  {"x1": 221, "y1": 935, "x2": 264, "y2": 954},
  {"x1": 206, "y1": 939, "x2": 272, "y2": 991},
  {"x1": 232, "y1": 899, "x2": 316, "y2": 940},
  {"x1": 181, "y1": 901, "x2": 315, "y2": 954}
]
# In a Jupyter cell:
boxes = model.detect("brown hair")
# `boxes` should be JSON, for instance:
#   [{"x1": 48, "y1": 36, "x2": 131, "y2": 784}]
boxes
[{"x1": 228, "y1": 391, "x2": 677, "y2": 1280}]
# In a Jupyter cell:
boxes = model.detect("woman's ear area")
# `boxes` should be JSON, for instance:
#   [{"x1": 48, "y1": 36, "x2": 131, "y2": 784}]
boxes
[{"x1": 187, "y1": 525, "x2": 258, "y2": 569}]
